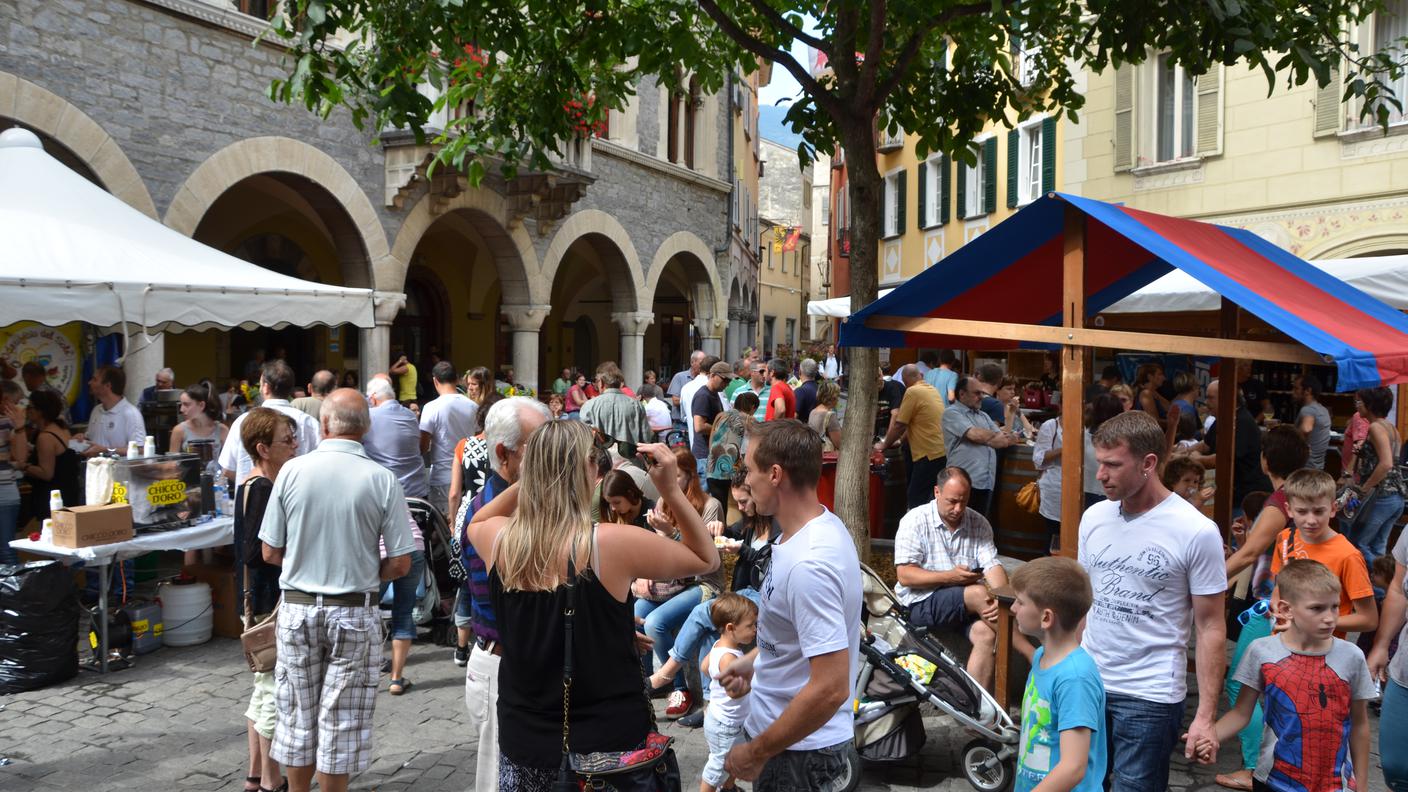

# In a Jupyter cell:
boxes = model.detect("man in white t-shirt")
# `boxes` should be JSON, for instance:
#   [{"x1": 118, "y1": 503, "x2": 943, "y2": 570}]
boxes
[
  {"x1": 220, "y1": 360, "x2": 321, "y2": 484},
  {"x1": 80, "y1": 364, "x2": 146, "y2": 456},
  {"x1": 1078, "y1": 410, "x2": 1226, "y2": 792},
  {"x1": 720, "y1": 420, "x2": 861, "y2": 788},
  {"x1": 679, "y1": 354, "x2": 717, "y2": 452},
  {"x1": 418, "y1": 361, "x2": 479, "y2": 515}
]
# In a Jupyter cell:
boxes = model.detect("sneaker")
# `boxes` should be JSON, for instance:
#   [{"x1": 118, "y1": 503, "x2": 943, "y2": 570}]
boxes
[
  {"x1": 454, "y1": 644, "x2": 469, "y2": 667},
  {"x1": 677, "y1": 709, "x2": 705, "y2": 728},
  {"x1": 380, "y1": 658, "x2": 391, "y2": 674},
  {"x1": 664, "y1": 690, "x2": 693, "y2": 719}
]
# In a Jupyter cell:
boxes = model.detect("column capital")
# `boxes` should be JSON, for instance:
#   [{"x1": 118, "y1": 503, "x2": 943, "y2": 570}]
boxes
[
  {"x1": 500, "y1": 303, "x2": 552, "y2": 332},
  {"x1": 373, "y1": 290, "x2": 407, "y2": 326},
  {"x1": 695, "y1": 316, "x2": 728, "y2": 340},
  {"x1": 611, "y1": 310, "x2": 655, "y2": 336}
]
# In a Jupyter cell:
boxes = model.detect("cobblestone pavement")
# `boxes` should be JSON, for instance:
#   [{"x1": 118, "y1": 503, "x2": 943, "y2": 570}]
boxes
[{"x1": 0, "y1": 634, "x2": 1389, "y2": 792}]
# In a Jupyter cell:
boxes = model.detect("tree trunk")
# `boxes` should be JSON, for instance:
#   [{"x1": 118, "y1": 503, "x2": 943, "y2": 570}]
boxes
[{"x1": 834, "y1": 119, "x2": 883, "y2": 565}]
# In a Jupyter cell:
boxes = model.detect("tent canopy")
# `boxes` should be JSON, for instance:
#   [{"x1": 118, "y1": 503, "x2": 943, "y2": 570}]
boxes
[
  {"x1": 840, "y1": 192, "x2": 1408, "y2": 391},
  {"x1": 0, "y1": 127, "x2": 375, "y2": 333}
]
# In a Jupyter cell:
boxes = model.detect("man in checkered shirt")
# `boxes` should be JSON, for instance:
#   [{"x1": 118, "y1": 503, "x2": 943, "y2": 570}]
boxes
[{"x1": 892, "y1": 465, "x2": 1032, "y2": 692}]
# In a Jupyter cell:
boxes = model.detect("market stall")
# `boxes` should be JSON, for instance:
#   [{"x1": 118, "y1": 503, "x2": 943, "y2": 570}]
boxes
[{"x1": 842, "y1": 192, "x2": 1408, "y2": 705}]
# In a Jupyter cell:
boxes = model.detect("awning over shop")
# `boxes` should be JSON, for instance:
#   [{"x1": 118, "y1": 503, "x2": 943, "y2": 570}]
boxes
[
  {"x1": 0, "y1": 127, "x2": 375, "y2": 333},
  {"x1": 841, "y1": 192, "x2": 1408, "y2": 391},
  {"x1": 808, "y1": 289, "x2": 894, "y2": 318}
]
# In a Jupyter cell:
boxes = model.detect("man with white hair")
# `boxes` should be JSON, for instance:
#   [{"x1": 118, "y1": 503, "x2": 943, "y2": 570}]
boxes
[
  {"x1": 362, "y1": 376, "x2": 429, "y2": 500},
  {"x1": 794, "y1": 358, "x2": 820, "y2": 423},
  {"x1": 259, "y1": 388, "x2": 415, "y2": 792},
  {"x1": 458, "y1": 396, "x2": 550, "y2": 792},
  {"x1": 667, "y1": 350, "x2": 706, "y2": 432},
  {"x1": 140, "y1": 367, "x2": 175, "y2": 403},
  {"x1": 220, "y1": 360, "x2": 321, "y2": 484}
]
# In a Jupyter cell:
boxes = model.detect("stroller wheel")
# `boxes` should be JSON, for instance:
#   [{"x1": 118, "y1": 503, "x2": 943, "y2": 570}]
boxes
[
  {"x1": 961, "y1": 739, "x2": 1013, "y2": 792},
  {"x1": 835, "y1": 743, "x2": 862, "y2": 792}
]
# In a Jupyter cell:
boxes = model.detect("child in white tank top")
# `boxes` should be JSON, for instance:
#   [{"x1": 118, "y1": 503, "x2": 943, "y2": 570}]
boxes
[{"x1": 700, "y1": 593, "x2": 758, "y2": 792}]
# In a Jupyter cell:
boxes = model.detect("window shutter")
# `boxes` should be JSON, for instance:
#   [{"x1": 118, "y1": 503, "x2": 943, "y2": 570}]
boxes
[
  {"x1": 1114, "y1": 64, "x2": 1135, "y2": 172},
  {"x1": 1041, "y1": 116, "x2": 1057, "y2": 193},
  {"x1": 1314, "y1": 64, "x2": 1343, "y2": 137},
  {"x1": 917, "y1": 160, "x2": 928, "y2": 229},
  {"x1": 956, "y1": 160, "x2": 968, "y2": 221},
  {"x1": 1006, "y1": 129, "x2": 1020, "y2": 208},
  {"x1": 897, "y1": 169, "x2": 907, "y2": 234},
  {"x1": 1195, "y1": 64, "x2": 1224, "y2": 156},
  {"x1": 939, "y1": 154, "x2": 951, "y2": 225},
  {"x1": 983, "y1": 138, "x2": 998, "y2": 214}
]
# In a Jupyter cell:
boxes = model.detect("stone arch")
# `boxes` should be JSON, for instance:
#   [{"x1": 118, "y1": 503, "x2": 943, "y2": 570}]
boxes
[
  {"x1": 538, "y1": 208, "x2": 645, "y2": 309},
  {"x1": 644, "y1": 230, "x2": 724, "y2": 327},
  {"x1": 0, "y1": 72, "x2": 157, "y2": 217},
  {"x1": 163, "y1": 136, "x2": 392, "y2": 290},
  {"x1": 1304, "y1": 231, "x2": 1408, "y2": 259},
  {"x1": 390, "y1": 188, "x2": 538, "y2": 306}
]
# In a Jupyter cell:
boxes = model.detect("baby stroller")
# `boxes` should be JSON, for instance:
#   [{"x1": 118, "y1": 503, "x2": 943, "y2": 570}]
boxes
[
  {"x1": 396, "y1": 497, "x2": 457, "y2": 644},
  {"x1": 843, "y1": 564, "x2": 1019, "y2": 792}
]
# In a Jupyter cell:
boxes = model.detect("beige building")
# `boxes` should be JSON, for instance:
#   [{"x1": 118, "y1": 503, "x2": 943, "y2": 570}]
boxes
[
  {"x1": 1064, "y1": 1, "x2": 1408, "y2": 259},
  {"x1": 758, "y1": 137, "x2": 812, "y2": 358}
]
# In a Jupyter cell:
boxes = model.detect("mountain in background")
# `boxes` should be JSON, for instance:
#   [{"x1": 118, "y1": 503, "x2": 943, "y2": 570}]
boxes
[{"x1": 759, "y1": 104, "x2": 803, "y2": 150}]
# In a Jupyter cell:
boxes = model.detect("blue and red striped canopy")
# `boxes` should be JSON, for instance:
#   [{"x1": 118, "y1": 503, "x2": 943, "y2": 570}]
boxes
[{"x1": 840, "y1": 193, "x2": 1408, "y2": 391}]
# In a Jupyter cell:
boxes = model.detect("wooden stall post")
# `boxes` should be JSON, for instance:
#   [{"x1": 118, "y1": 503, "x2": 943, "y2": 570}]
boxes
[
  {"x1": 1059, "y1": 207, "x2": 1088, "y2": 557},
  {"x1": 1214, "y1": 299, "x2": 1239, "y2": 531}
]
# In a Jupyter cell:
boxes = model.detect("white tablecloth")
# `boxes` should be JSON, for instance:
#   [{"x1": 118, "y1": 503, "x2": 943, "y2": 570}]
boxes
[{"x1": 9, "y1": 516, "x2": 235, "y2": 563}]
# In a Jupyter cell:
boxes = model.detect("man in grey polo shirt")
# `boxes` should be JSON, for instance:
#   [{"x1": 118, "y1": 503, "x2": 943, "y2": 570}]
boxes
[
  {"x1": 941, "y1": 376, "x2": 1016, "y2": 518},
  {"x1": 260, "y1": 389, "x2": 414, "y2": 792}
]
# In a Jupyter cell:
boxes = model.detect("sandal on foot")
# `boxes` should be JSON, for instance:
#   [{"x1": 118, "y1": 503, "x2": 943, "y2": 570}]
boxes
[
  {"x1": 244, "y1": 776, "x2": 261, "y2": 792},
  {"x1": 1215, "y1": 771, "x2": 1254, "y2": 791},
  {"x1": 259, "y1": 783, "x2": 288, "y2": 792},
  {"x1": 389, "y1": 678, "x2": 412, "y2": 695}
]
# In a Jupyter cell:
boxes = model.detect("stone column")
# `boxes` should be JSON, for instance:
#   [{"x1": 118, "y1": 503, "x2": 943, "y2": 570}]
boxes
[
  {"x1": 725, "y1": 308, "x2": 745, "y2": 362},
  {"x1": 612, "y1": 311, "x2": 655, "y2": 390},
  {"x1": 695, "y1": 317, "x2": 726, "y2": 359},
  {"x1": 361, "y1": 291, "x2": 406, "y2": 385},
  {"x1": 122, "y1": 331, "x2": 164, "y2": 403},
  {"x1": 501, "y1": 303, "x2": 551, "y2": 394}
]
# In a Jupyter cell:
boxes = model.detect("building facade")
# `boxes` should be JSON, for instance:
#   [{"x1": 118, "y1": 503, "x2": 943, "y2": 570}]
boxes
[
  {"x1": 1, "y1": 0, "x2": 753, "y2": 398},
  {"x1": 757, "y1": 137, "x2": 812, "y2": 358}
]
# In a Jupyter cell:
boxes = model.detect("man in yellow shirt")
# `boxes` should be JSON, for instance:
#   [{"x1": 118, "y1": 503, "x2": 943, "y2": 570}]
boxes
[
  {"x1": 874, "y1": 364, "x2": 947, "y2": 509},
  {"x1": 390, "y1": 352, "x2": 419, "y2": 407}
]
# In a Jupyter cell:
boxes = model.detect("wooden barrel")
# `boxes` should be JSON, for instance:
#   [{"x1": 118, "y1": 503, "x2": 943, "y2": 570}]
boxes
[{"x1": 992, "y1": 445, "x2": 1051, "y2": 560}]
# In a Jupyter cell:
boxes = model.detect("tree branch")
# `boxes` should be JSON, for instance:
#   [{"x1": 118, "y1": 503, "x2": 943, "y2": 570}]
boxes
[
  {"x1": 857, "y1": 0, "x2": 888, "y2": 104},
  {"x1": 744, "y1": 0, "x2": 830, "y2": 55},
  {"x1": 873, "y1": 1, "x2": 998, "y2": 104},
  {"x1": 696, "y1": 0, "x2": 842, "y2": 115}
]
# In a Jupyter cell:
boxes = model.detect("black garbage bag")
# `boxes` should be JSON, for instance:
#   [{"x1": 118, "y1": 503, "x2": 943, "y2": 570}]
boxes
[{"x1": 0, "y1": 560, "x2": 79, "y2": 693}]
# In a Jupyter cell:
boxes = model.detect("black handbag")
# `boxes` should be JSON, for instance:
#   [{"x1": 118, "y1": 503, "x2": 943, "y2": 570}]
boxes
[{"x1": 555, "y1": 558, "x2": 683, "y2": 792}]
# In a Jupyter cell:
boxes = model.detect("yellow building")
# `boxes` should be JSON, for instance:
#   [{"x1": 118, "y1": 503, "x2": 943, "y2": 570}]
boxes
[{"x1": 1064, "y1": 0, "x2": 1408, "y2": 259}]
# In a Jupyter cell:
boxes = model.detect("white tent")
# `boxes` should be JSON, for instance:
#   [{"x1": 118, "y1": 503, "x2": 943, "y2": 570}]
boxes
[
  {"x1": 0, "y1": 127, "x2": 375, "y2": 333},
  {"x1": 808, "y1": 258, "x2": 1408, "y2": 319}
]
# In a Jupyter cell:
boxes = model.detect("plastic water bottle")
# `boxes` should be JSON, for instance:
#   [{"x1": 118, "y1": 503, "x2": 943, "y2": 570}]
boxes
[
  {"x1": 143, "y1": 435, "x2": 156, "y2": 457},
  {"x1": 213, "y1": 478, "x2": 227, "y2": 516},
  {"x1": 49, "y1": 489, "x2": 63, "y2": 513}
]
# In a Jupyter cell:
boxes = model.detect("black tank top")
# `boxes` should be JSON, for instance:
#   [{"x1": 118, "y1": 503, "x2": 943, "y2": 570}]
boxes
[{"x1": 489, "y1": 557, "x2": 650, "y2": 768}]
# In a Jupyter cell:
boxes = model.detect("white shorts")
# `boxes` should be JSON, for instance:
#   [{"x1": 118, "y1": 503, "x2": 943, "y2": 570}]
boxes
[
  {"x1": 244, "y1": 670, "x2": 277, "y2": 739},
  {"x1": 702, "y1": 710, "x2": 745, "y2": 786},
  {"x1": 464, "y1": 644, "x2": 501, "y2": 792},
  {"x1": 271, "y1": 602, "x2": 382, "y2": 775}
]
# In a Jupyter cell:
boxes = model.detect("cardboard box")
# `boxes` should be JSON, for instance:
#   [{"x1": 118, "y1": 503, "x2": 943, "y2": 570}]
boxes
[
  {"x1": 51, "y1": 504, "x2": 134, "y2": 548},
  {"x1": 183, "y1": 563, "x2": 243, "y2": 639}
]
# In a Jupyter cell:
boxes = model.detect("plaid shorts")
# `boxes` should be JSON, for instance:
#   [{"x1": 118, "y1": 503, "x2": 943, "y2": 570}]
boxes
[{"x1": 271, "y1": 601, "x2": 383, "y2": 775}]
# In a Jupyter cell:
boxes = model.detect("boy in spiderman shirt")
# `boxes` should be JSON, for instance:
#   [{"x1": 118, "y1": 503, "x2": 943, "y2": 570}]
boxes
[{"x1": 1193, "y1": 559, "x2": 1375, "y2": 791}]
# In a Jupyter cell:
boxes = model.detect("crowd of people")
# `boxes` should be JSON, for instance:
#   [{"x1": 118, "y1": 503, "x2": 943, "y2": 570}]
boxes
[{"x1": 3, "y1": 341, "x2": 1408, "y2": 792}]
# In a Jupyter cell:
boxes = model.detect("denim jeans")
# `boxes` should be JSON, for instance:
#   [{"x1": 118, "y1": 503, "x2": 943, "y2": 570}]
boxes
[
  {"x1": 0, "y1": 500, "x2": 20, "y2": 566},
  {"x1": 1384, "y1": 680, "x2": 1408, "y2": 791},
  {"x1": 379, "y1": 550, "x2": 427, "y2": 641},
  {"x1": 1349, "y1": 490, "x2": 1405, "y2": 567},
  {"x1": 1102, "y1": 693, "x2": 1184, "y2": 792},
  {"x1": 1224, "y1": 611, "x2": 1272, "y2": 770},
  {"x1": 635, "y1": 585, "x2": 707, "y2": 691},
  {"x1": 668, "y1": 587, "x2": 761, "y2": 700}
]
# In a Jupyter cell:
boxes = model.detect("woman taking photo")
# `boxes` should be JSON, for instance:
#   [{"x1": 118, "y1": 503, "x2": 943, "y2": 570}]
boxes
[
  {"x1": 232, "y1": 408, "x2": 297, "y2": 792},
  {"x1": 169, "y1": 384, "x2": 230, "y2": 456},
  {"x1": 20, "y1": 389, "x2": 79, "y2": 523},
  {"x1": 468, "y1": 422, "x2": 716, "y2": 790}
]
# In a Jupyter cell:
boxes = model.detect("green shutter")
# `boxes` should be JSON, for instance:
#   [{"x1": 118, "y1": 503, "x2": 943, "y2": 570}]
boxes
[
  {"x1": 896, "y1": 169, "x2": 907, "y2": 233},
  {"x1": 1113, "y1": 65, "x2": 1135, "y2": 172},
  {"x1": 983, "y1": 138, "x2": 998, "y2": 214},
  {"x1": 939, "y1": 154, "x2": 951, "y2": 225},
  {"x1": 1006, "y1": 129, "x2": 1020, "y2": 208},
  {"x1": 1041, "y1": 116, "x2": 1057, "y2": 194},
  {"x1": 916, "y1": 160, "x2": 927, "y2": 229},
  {"x1": 1195, "y1": 65, "x2": 1224, "y2": 156},
  {"x1": 1314, "y1": 64, "x2": 1343, "y2": 137},
  {"x1": 956, "y1": 156, "x2": 968, "y2": 221}
]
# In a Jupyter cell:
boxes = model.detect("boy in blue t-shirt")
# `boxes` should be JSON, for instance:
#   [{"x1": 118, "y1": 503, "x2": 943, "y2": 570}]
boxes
[{"x1": 1010, "y1": 556, "x2": 1107, "y2": 791}]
